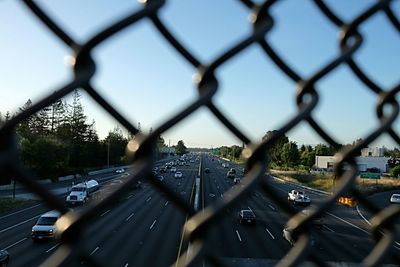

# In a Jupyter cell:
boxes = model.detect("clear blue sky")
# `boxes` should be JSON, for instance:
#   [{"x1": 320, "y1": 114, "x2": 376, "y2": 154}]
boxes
[{"x1": 0, "y1": 0, "x2": 399, "y2": 148}]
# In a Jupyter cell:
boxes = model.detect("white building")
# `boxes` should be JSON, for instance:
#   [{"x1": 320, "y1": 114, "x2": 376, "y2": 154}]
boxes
[
  {"x1": 314, "y1": 155, "x2": 389, "y2": 173},
  {"x1": 361, "y1": 147, "x2": 385, "y2": 157}
]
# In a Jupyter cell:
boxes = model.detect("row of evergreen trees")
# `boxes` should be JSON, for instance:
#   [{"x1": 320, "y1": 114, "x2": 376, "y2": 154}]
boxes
[{"x1": 1, "y1": 90, "x2": 129, "y2": 181}]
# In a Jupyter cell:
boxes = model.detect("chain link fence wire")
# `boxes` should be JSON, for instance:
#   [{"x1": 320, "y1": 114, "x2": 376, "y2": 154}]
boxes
[{"x1": 1, "y1": 0, "x2": 400, "y2": 266}]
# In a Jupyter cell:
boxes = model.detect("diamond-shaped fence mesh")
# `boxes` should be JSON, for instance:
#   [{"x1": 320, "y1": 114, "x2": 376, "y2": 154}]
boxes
[{"x1": 1, "y1": 0, "x2": 400, "y2": 266}]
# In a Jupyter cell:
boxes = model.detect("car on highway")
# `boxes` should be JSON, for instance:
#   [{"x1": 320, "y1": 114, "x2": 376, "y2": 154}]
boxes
[
  {"x1": 227, "y1": 170, "x2": 235, "y2": 179},
  {"x1": 0, "y1": 250, "x2": 9, "y2": 266},
  {"x1": 390, "y1": 193, "x2": 400, "y2": 204},
  {"x1": 31, "y1": 210, "x2": 61, "y2": 241},
  {"x1": 222, "y1": 163, "x2": 229, "y2": 168},
  {"x1": 234, "y1": 177, "x2": 241, "y2": 184},
  {"x1": 204, "y1": 168, "x2": 210, "y2": 173},
  {"x1": 156, "y1": 175, "x2": 164, "y2": 181},
  {"x1": 159, "y1": 167, "x2": 167, "y2": 173},
  {"x1": 115, "y1": 168, "x2": 125, "y2": 174},
  {"x1": 288, "y1": 189, "x2": 311, "y2": 206},
  {"x1": 283, "y1": 227, "x2": 316, "y2": 246},
  {"x1": 301, "y1": 209, "x2": 324, "y2": 228},
  {"x1": 229, "y1": 168, "x2": 236, "y2": 174},
  {"x1": 238, "y1": 209, "x2": 256, "y2": 225},
  {"x1": 282, "y1": 228, "x2": 295, "y2": 246},
  {"x1": 171, "y1": 167, "x2": 177, "y2": 172},
  {"x1": 174, "y1": 171, "x2": 183, "y2": 179}
]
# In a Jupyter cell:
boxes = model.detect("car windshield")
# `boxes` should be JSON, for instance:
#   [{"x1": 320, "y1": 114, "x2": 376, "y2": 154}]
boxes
[
  {"x1": 72, "y1": 187, "x2": 86, "y2": 192},
  {"x1": 242, "y1": 210, "x2": 254, "y2": 217},
  {"x1": 37, "y1": 216, "x2": 58, "y2": 226}
]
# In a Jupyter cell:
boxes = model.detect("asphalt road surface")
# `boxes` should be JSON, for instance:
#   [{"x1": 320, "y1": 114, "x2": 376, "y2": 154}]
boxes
[{"x1": 0, "y1": 154, "x2": 399, "y2": 266}]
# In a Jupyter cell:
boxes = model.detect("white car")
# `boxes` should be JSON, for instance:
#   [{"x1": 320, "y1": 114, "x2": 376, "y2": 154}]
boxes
[
  {"x1": 288, "y1": 190, "x2": 311, "y2": 206},
  {"x1": 390, "y1": 193, "x2": 400, "y2": 204},
  {"x1": 171, "y1": 167, "x2": 177, "y2": 172},
  {"x1": 31, "y1": 210, "x2": 61, "y2": 240},
  {"x1": 115, "y1": 168, "x2": 125, "y2": 174},
  {"x1": 174, "y1": 171, "x2": 183, "y2": 179}
]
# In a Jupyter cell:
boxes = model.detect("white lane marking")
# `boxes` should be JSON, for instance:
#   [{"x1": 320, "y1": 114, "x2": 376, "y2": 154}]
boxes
[
  {"x1": 0, "y1": 215, "x2": 40, "y2": 233},
  {"x1": 3, "y1": 237, "x2": 27, "y2": 250},
  {"x1": 268, "y1": 204, "x2": 275, "y2": 211},
  {"x1": 165, "y1": 201, "x2": 169, "y2": 206},
  {"x1": 146, "y1": 197, "x2": 152, "y2": 202},
  {"x1": 322, "y1": 225, "x2": 335, "y2": 232},
  {"x1": 356, "y1": 205, "x2": 400, "y2": 250},
  {"x1": 326, "y1": 212, "x2": 369, "y2": 235},
  {"x1": 356, "y1": 205, "x2": 372, "y2": 226},
  {"x1": 185, "y1": 242, "x2": 192, "y2": 264},
  {"x1": 150, "y1": 220, "x2": 157, "y2": 230},
  {"x1": 235, "y1": 230, "x2": 242, "y2": 242},
  {"x1": 100, "y1": 209, "x2": 111, "y2": 217},
  {"x1": 125, "y1": 212, "x2": 135, "y2": 221},
  {"x1": 89, "y1": 246, "x2": 99, "y2": 256},
  {"x1": 46, "y1": 243, "x2": 60, "y2": 253},
  {"x1": 220, "y1": 194, "x2": 223, "y2": 198},
  {"x1": 124, "y1": 264, "x2": 129, "y2": 267},
  {"x1": 247, "y1": 206, "x2": 252, "y2": 211},
  {"x1": 127, "y1": 194, "x2": 134, "y2": 199},
  {"x1": 265, "y1": 228, "x2": 275, "y2": 239},
  {"x1": 0, "y1": 203, "x2": 43, "y2": 220}
]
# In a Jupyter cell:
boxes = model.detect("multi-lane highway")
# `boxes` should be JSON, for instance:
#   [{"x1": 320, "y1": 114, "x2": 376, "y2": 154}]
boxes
[{"x1": 0, "y1": 153, "x2": 399, "y2": 266}]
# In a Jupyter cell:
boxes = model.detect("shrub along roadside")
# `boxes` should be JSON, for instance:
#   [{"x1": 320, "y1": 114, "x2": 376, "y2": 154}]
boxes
[{"x1": 270, "y1": 170, "x2": 400, "y2": 195}]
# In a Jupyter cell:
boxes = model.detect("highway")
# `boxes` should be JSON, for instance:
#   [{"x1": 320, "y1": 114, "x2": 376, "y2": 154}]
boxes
[{"x1": 0, "y1": 154, "x2": 399, "y2": 266}]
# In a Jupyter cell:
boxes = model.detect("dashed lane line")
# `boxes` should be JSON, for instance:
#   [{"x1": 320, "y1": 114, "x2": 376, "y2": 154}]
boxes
[
  {"x1": 100, "y1": 209, "x2": 111, "y2": 217},
  {"x1": 235, "y1": 230, "x2": 242, "y2": 242},
  {"x1": 89, "y1": 246, "x2": 99, "y2": 256},
  {"x1": 265, "y1": 228, "x2": 275, "y2": 239},
  {"x1": 46, "y1": 243, "x2": 60, "y2": 253},
  {"x1": 3, "y1": 237, "x2": 27, "y2": 250},
  {"x1": 150, "y1": 220, "x2": 157, "y2": 230},
  {"x1": 125, "y1": 212, "x2": 134, "y2": 221}
]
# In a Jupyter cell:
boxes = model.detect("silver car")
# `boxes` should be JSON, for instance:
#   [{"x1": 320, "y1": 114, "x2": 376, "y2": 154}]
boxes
[{"x1": 390, "y1": 193, "x2": 400, "y2": 204}]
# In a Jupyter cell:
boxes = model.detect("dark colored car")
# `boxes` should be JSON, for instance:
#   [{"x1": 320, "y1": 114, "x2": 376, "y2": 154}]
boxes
[
  {"x1": 204, "y1": 168, "x2": 210, "y2": 173},
  {"x1": 229, "y1": 168, "x2": 236, "y2": 174},
  {"x1": 0, "y1": 250, "x2": 9, "y2": 266},
  {"x1": 238, "y1": 209, "x2": 256, "y2": 225},
  {"x1": 159, "y1": 167, "x2": 167, "y2": 173},
  {"x1": 227, "y1": 170, "x2": 235, "y2": 178}
]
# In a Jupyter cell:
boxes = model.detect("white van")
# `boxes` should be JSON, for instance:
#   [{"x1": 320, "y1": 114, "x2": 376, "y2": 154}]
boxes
[{"x1": 31, "y1": 210, "x2": 61, "y2": 240}]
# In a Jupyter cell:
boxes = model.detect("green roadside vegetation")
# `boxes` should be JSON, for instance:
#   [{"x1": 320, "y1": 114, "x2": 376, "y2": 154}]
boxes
[
  {"x1": 270, "y1": 170, "x2": 400, "y2": 195},
  {"x1": 212, "y1": 130, "x2": 400, "y2": 196},
  {"x1": 0, "y1": 198, "x2": 39, "y2": 215}
]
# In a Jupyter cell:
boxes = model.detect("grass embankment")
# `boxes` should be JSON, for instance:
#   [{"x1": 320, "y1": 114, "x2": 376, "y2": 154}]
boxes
[
  {"x1": 270, "y1": 170, "x2": 400, "y2": 195},
  {"x1": 0, "y1": 198, "x2": 38, "y2": 214}
]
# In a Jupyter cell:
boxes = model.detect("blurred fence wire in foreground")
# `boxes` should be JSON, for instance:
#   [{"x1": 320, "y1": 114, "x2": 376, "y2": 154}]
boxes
[{"x1": 1, "y1": 0, "x2": 400, "y2": 266}]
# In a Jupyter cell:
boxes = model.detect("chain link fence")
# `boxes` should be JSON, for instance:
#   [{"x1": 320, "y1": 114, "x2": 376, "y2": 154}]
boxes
[{"x1": 1, "y1": 0, "x2": 400, "y2": 266}]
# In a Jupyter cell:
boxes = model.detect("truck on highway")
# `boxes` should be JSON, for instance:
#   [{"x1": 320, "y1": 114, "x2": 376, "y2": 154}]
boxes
[{"x1": 66, "y1": 179, "x2": 99, "y2": 205}]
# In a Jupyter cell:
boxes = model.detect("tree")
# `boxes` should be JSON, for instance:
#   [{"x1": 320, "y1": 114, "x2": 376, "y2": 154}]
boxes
[
  {"x1": 314, "y1": 144, "x2": 332, "y2": 156},
  {"x1": 157, "y1": 135, "x2": 166, "y2": 148},
  {"x1": 20, "y1": 136, "x2": 69, "y2": 180},
  {"x1": 281, "y1": 141, "x2": 300, "y2": 167},
  {"x1": 390, "y1": 165, "x2": 400, "y2": 178},
  {"x1": 104, "y1": 126, "x2": 128, "y2": 166},
  {"x1": 262, "y1": 130, "x2": 289, "y2": 165},
  {"x1": 300, "y1": 150, "x2": 316, "y2": 168},
  {"x1": 175, "y1": 140, "x2": 187, "y2": 155}
]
